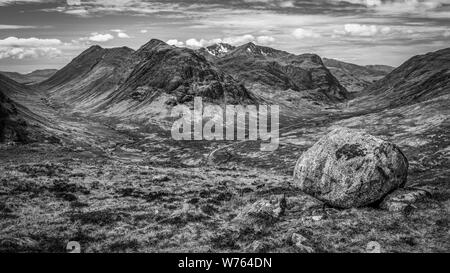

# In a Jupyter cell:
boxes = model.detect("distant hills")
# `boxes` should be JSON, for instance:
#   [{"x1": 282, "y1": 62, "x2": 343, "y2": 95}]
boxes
[
  {"x1": 0, "y1": 69, "x2": 57, "y2": 85},
  {"x1": 322, "y1": 58, "x2": 394, "y2": 93}
]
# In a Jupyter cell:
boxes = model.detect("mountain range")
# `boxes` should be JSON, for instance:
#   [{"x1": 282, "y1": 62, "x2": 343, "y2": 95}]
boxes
[{"x1": 0, "y1": 39, "x2": 448, "y2": 142}]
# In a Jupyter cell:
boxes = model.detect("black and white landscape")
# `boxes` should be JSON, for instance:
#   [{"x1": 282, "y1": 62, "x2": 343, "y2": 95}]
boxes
[{"x1": 0, "y1": 0, "x2": 449, "y2": 253}]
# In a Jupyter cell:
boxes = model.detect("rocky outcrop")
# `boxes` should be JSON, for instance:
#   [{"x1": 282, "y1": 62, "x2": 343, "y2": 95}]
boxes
[{"x1": 293, "y1": 127, "x2": 408, "y2": 208}]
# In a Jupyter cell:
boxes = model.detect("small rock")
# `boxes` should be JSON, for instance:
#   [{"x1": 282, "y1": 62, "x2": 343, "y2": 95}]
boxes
[
  {"x1": 286, "y1": 195, "x2": 324, "y2": 213},
  {"x1": 232, "y1": 195, "x2": 286, "y2": 231},
  {"x1": 293, "y1": 127, "x2": 408, "y2": 208},
  {"x1": 380, "y1": 188, "x2": 429, "y2": 212},
  {"x1": 311, "y1": 215, "x2": 323, "y2": 221},
  {"x1": 292, "y1": 233, "x2": 314, "y2": 253},
  {"x1": 291, "y1": 233, "x2": 307, "y2": 244},
  {"x1": 246, "y1": 241, "x2": 269, "y2": 253},
  {"x1": 152, "y1": 174, "x2": 170, "y2": 182}
]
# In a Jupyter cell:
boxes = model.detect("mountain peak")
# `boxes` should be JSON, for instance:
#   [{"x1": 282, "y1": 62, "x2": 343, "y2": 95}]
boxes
[
  {"x1": 86, "y1": 45, "x2": 103, "y2": 51},
  {"x1": 140, "y1": 39, "x2": 170, "y2": 50},
  {"x1": 204, "y1": 43, "x2": 236, "y2": 57},
  {"x1": 231, "y1": 42, "x2": 281, "y2": 58}
]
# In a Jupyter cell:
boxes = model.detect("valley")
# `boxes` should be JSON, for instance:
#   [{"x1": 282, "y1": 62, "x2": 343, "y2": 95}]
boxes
[{"x1": 0, "y1": 40, "x2": 448, "y2": 253}]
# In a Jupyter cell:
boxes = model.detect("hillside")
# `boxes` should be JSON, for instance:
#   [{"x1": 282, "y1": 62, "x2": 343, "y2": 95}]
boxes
[
  {"x1": 361, "y1": 48, "x2": 450, "y2": 107},
  {"x1": 323, "y1": 58, "x2": 394, "y2": 93}
]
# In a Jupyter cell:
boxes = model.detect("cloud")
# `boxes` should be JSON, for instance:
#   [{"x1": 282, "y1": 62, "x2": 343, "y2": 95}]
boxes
[
  {"x1": 0, "y1": 36, "x2": 62, "y2": 60},
  {"x1": 334, "y1": 24, "x2": 392, "y2": 37},
  {"x1": 0, "y1": 36, "x2": 62, "y2": 47},
  {"x1": 256, "y1": 35, "x2": 275, "y2": 45},
  {"x1": 140, "y1": 30, "x2": 148, "y2": 33},
  {"x1": 0, "y1": 0, "x2": 53, "y2": 5},
  {"x1": 167, "y1": 39, "x2": 184, "y2": 47},
  {"x1": 111, "y1": 29, "x2": 131, "y2": 38},
  {"x1": 185, "y1": 38, "x2": 210, "y2": 48},
  {"x1": 242, "y1": 0, "x2": 295, "y2": 8},
  {"x1": 171, "y1": 34, "x2": 276, "y2": 49},
  {"x1": 222, "y1": 34, "x2": 256, "y2": 45},
  {"x1": 292, "y1": 28, "x2": 320, "y2": 39},
  {"x1": 185, "y1": 35, "x2": 256, "y2": 49},
  {"x1": 86, "y1": 33, "x2": 114, "y2": 42},
  {"x1": 117, "y1": 32, "x2": 130, "y2": 38},
  {"x1": 332, "y1": 0, "x2": 448, "y2": 18},
  {"x1": 66, "y1": 0, "x2": 81, "y2": 5},
  {"x1": 0, "y1": 25, "x2": 37, "y2": 29},
  {"x1": 45, "y1": 0, "x2": 184, "y2": 17}
]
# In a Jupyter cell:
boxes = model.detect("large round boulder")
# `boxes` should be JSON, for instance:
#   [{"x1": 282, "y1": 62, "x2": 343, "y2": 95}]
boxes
[{"x1": 293, "y1": 127, "x2": 408, "y2": 208}]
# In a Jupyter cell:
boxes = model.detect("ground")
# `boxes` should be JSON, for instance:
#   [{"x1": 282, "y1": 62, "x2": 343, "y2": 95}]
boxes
[{"x1": 0, "y1": 92, "x2": 449, "y2": 253}]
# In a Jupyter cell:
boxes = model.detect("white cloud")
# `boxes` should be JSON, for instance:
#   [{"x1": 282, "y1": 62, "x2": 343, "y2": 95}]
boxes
[
  {"x1": 185, "y1": 38, "x2": 209, "y2": 48},
  {"x1": 0, "y1": 36, "x2": 62, "y2": 60},
  {"x1": 332, "y1": 0, "x2": 447, "y2": 18},
  {"x1": 242, "y1": 0, "x2": 295, "y2": 8},
  {"x1": 117, "y1": 32, "x2": 130, "y2": 38},
  {"x1": 0, "y1": 36, "x2": 62, "y2": 47},
  {"x1": 167, "y1": 39, "x2": 184, "y2": 47},
  {"x1": 87, "y1": 33, "x2": 114, "y2": 42},
  {"x1": 292, "y1": 28, "x2": 320, "y2": 39},
  {"x1": 344, "y1": 24, "x2": 378, "y2": 36},
  {"x1": 0, "y1": 0, "x2": 51, "y2": 5},
  {"x1": 176, "y1": 34, "x2": 275, "y2": 49},
  {"x1": 256, "y1": 35, "x2": 275, "y2": 45},
  {"x1": 66, "y1": 0, "x2": 81, "y2": 5},
  {"x1": 0, "y1": 25, "x2": 36, "y2": 29},
  {"x1": 110, "y1": 29, "x2": 130, "y2": 38},
  {"x1": 140, "y1": 30, "x2": 148, "y2": 33},
  {"x1": 334, "y1": 24, "x2": 392, "y2": 37}
]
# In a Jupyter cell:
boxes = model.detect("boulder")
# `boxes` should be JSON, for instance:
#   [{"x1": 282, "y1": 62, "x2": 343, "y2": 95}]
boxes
[{"x1": 293, "y1": 127, "x2": 408, "y2": 208}]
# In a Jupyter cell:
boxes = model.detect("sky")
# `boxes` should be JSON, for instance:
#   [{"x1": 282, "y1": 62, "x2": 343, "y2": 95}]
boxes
[{"x1": 0, "y1": 0, "x2": 449, "y2": 73}]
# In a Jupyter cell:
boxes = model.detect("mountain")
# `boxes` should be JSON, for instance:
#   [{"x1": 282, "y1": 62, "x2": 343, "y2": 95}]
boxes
[
  {"x1": 95, "y1": 39, "x2": 255, "y2": 112},
  {"x1": 0, "y1": 69, "x2": 57, "y2": 85},
  {"x1": 323, "y1": 58, "x2": 394, "y2": 93},
  {"x1": 39, "y1": 45, "x2": 137, "y2": 110},
  {"x1": 362, "y1": 47, "x2": 450, "y2": 107},
  {"x1": 207, "y1": 42, "x2": 349, "y2": 102}
]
